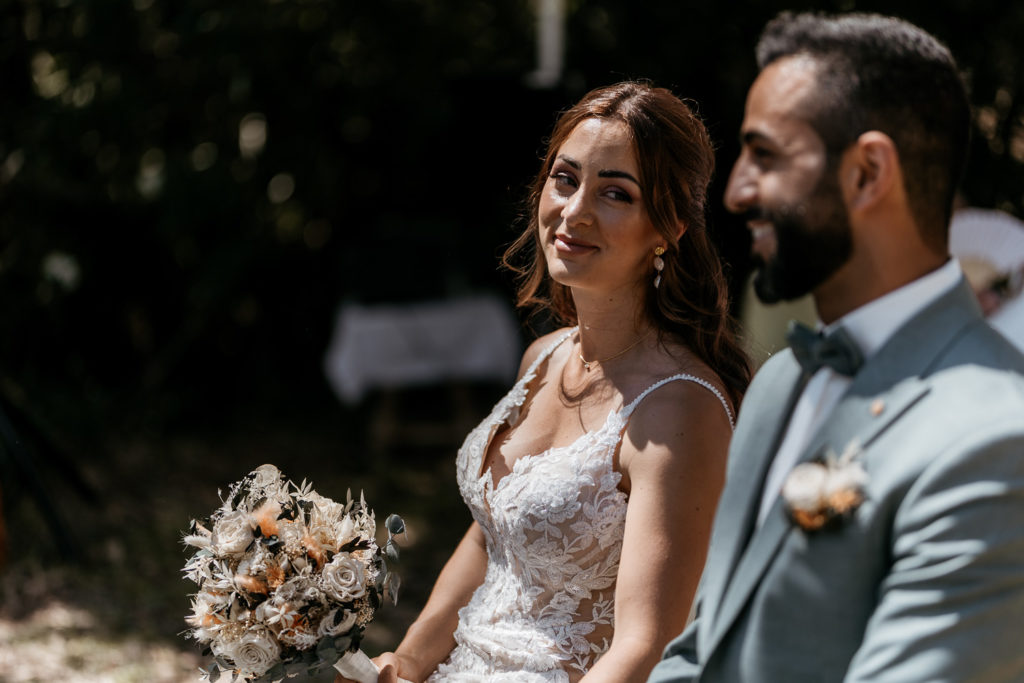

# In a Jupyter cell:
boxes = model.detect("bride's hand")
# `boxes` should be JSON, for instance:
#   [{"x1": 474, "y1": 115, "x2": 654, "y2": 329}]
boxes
[{"x1": 333, "y1": 651, "x2": 415, "y2": 683}]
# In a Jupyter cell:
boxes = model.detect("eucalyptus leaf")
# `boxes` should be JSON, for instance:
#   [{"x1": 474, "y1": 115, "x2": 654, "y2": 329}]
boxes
[
  {"x1": 208, "y1": 663, "x2": 221, "y2": 683},
  {"x1": 285, "y1": 658, "x2": 308, "y2": 675},
  {"x1": 316, "y1": 637, "x2": 337, "y2": 657},
  {"x1": 385, "y1": 513, "x2": 406, "y2": 536},
  {"x1": 385, "y1": 573, "x2": 402, "y2": 605},
  {"x1": 267, "y1": 662, "x2": 287, "y2": 680},
  {"x1": 385, "y1": 541, "x2": 400, "y2": 564}
]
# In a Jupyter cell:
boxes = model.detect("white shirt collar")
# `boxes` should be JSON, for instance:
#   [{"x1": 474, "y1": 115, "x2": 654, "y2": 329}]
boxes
[{"x1": 823, "y1": 259, "x2": 963, "y2": 360}]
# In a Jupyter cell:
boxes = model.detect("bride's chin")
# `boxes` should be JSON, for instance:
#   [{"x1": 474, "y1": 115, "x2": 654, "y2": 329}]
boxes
[{"x1": 546, "y1": 268, "x2": 581, "y2": 288}]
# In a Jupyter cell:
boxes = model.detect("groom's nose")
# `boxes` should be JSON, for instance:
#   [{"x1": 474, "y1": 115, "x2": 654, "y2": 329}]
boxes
[{"x1": 724, "y1": 154, "x2": 758, "y2": 214}]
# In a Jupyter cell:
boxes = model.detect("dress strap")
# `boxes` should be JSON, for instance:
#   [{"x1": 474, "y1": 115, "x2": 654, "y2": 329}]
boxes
[
  {"x1": 621, "y1": 373, "x2": 735, "y2": 429},
  {"x1": 518, "y1": 327, "x2": 577, "y2": 384}
]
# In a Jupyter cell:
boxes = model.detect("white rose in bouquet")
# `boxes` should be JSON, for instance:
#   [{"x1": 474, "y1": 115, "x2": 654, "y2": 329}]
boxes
[
  {"x1": 214, "y1": 627, "x2": 281, "y2": 678},
  {"x1": 318, "y1": 608, "x2": 358, "y2": 638},
  {"x1": 211, "y1": 510, "x2": 254, "y2": 557},
  {"x1": 321, "y1": 552, "x2": 367, "y2": 603}
]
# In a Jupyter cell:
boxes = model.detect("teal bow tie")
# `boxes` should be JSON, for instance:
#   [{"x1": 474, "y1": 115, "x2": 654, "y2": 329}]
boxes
[{"x1": 786, "y1": 321, "x2": 863, "y2": 377}]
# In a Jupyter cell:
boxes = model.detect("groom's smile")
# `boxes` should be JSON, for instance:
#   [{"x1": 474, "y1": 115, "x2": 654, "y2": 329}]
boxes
[{"x1": 724, "y1": 56, "x2": 853, "y2": 305}]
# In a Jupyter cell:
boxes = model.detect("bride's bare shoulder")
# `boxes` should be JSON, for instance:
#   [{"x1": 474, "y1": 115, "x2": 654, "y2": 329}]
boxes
[{"x1": 515, "y1": 327, "x2": 576, "y2": 379}]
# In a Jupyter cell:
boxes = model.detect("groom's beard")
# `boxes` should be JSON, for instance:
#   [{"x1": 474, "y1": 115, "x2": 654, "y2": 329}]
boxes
[{"x1": 750, "y1": 173, "x2": 853, "y2": 304}]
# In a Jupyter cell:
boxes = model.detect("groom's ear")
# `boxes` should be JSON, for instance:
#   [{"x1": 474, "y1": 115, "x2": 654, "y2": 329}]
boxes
[{"x1": 841, "y1": 131, "x2": 901, "y2": 215}]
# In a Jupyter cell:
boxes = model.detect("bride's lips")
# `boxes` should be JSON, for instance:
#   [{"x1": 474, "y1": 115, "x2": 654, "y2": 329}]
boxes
[{"x1": 554, "y1": 233, "x2": 598, "y2": 254}]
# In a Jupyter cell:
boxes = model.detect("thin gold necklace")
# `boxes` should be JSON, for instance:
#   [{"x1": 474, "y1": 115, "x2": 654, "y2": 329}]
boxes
[{"x1": 578, "y1": 331, "x2": 651, "y2": 371}]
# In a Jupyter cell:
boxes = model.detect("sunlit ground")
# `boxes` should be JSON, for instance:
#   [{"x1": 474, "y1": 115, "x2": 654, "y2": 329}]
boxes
[
  {"x1": 0, "y1": 594, "x2": 201, "y2": 681},
  {"x1": 0, "y1": 389, "x2": 484, "y2": 681},
  {"x1": 0, "y1": 559, "x2": 204, "y2": 682}
]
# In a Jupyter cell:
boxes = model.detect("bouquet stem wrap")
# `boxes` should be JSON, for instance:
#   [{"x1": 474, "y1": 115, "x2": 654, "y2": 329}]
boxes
[{"x1": 333, "y1": 649, "x2": 413, "y2": 683}]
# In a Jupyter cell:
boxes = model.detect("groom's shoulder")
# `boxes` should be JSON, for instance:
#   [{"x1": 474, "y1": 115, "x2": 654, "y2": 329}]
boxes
[
  {"x1": 745, "y1": 348, "x2": 798, "y2": 392},
  {"x1": 933, "y1": 316, "x2": 1024, "y2": 375},
  {"x1": 924, "y1": 318, "x2": 1024, "y2": 412},
  {"x1": 926, "y1": 363, "x2": 1024, "y2": 418}
]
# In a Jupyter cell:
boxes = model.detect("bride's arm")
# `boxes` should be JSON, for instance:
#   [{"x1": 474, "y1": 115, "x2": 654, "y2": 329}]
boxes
[
  {"x1": 339, "y1": 331, "x2": 570, "y2": 683},
  {"x1": 336, "y1": 522, "x2": 488, "y2": 683},
  {"x1": 580, "y1": 381, "x2": 731, "y2": 683}
]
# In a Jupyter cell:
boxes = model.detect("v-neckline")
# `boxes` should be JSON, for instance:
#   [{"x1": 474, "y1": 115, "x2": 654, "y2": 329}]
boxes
[
  {"x1": 474, "y1": 328, "x2": 625, "y2": 492},
  {"x1": 478, "y1": 408, "x2": 621, "y2": 494}
]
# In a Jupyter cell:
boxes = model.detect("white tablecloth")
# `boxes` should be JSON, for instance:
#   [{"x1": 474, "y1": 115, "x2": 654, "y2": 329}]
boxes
[{"x1": 323, "y1": 295, "x2": 522, "y2": 405}]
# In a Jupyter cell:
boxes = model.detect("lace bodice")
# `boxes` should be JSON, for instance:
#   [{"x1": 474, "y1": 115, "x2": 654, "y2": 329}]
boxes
[{"x1": 427, "y1": 329, "x2": 733, "y2": 682}]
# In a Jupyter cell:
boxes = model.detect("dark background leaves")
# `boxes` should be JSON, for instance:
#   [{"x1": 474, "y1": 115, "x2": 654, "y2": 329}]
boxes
[{"x1": 0, "y1": 0, "x2": 1022, "y2": 678}]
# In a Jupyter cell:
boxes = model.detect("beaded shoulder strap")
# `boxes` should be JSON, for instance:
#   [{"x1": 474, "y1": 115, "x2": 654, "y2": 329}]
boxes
[
  {"x1": 518, "y1": 327, "x2": 577, "y2": 385},
  {"x1": 622, "y1": 373, "x2": 735, "y2": 429}
]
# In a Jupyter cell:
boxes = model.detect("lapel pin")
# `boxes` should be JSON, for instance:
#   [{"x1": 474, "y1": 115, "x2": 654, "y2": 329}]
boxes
[{"x1": 869, "y1": 398, "x2": 885, "y2": 416}]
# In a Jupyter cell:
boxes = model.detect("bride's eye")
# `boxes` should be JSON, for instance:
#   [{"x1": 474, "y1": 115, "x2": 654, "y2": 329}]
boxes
[
  {"x1": 550, "y1": 171, "x2": 578, "y2": 189},
  {"x1": 606, "y1": 188, "x2": 633, "y2": 203}
]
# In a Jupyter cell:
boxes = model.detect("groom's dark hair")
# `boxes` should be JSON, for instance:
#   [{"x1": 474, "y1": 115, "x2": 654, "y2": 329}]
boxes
[{"x1": 756, "y1": 12, "x2": 970, "y2": 250}]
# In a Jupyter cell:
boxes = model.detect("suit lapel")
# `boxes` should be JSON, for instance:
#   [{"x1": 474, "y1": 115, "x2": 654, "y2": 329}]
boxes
[
  {"x1": 709, "y1": 376, "x2": 931, "y2": 652},
  {"x1": 698, "y1": 353, "x2": 805, "y2": 651},
  {"x1": 703, "y1": 277, "x2": 982, "y2": 657}
]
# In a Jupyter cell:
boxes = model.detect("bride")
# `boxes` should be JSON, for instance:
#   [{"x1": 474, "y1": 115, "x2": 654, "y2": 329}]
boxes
[{"x1": 339, "y1": 81, "x2": 750, "y2": 682}]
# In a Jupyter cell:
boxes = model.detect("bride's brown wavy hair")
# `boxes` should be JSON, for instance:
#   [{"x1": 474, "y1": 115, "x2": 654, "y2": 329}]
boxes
[{"x1": 502, "y1": 81, "x2": 751, "y2": 408}]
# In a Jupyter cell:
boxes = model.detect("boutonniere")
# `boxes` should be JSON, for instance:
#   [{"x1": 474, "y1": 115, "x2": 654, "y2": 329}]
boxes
[{"x1": 782, "y1": 440, "x2": 868, "y2": 532}]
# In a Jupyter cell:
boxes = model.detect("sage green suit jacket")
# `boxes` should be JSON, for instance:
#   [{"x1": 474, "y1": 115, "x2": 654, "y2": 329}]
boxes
[{"x1": 649, "y1": 278, "x2": 1024, "y2": 682}]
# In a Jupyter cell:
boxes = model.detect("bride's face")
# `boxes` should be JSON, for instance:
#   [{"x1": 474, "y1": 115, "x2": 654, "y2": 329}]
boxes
[{"x1": 538, "y1": 118, "x2": 663, "y2": 295}]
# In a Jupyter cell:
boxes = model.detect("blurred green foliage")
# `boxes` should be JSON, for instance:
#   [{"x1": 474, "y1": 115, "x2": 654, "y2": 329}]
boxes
[{"x1": 0, "y1": 0, "x2": 1022, "y2": 437}]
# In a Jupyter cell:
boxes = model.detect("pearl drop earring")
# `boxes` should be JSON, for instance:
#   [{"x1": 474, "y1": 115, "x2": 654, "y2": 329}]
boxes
[{"x1": 653, "y1": 246, "x2": 666, "y2": 289}]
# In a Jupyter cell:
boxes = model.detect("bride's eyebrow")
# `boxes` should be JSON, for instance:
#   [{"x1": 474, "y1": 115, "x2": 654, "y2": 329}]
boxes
[
  {"x1": 598, "y1": 169, "x2": 641, "y2": 187},
  {"x1": 555, "y1": 154, "x2": 641, "y2": 187},
  {"x1": 555, "y1": 154, "x2": 581, "y2": 169}
]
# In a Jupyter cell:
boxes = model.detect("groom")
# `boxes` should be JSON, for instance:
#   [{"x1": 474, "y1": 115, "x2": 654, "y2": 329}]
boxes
[{"x1": 649, "y1": 12, "x2": 1024, "y2": 683}]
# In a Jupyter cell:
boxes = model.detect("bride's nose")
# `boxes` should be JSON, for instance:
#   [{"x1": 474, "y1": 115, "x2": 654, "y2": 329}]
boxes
[{"x1": 562, "y1": 187, "x2": 594, "y2": 226}]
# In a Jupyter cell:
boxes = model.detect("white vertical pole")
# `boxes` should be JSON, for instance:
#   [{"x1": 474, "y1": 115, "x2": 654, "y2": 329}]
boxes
[{"x1": 526, "y1": 0, "x2": 566, "y2": 88}]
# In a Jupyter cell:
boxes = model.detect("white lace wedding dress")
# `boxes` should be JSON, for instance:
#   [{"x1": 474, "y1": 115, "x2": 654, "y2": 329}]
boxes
[{"x1": 426, "y1": 329, "x2": 733, "y2": 682}]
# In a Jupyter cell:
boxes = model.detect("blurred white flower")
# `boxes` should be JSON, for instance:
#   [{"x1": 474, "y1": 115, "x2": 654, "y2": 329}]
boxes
[
  {"x1": 783, "y1": 441, "x2": 868, "y2": 532},
  {"x1": 781, "y1": 461, "x2": 829, "y2": 512}
]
